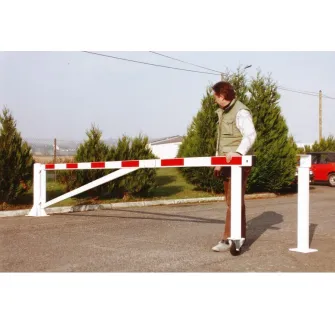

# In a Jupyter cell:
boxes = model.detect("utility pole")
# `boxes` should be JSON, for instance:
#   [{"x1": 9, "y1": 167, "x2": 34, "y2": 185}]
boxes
[
  {"x1": 53, "y1": 138, "x2": 57, "y2": 181},
  {"x1": 319, "y1": 90, "x2": 322, "y2": 142}
]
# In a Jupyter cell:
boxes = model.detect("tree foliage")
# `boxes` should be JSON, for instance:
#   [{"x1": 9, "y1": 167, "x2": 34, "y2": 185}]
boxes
[
  {"x1": 0, "y1": 107, "x2": 34, "y2": 203},
  {"x1": 178, "y1": 69, "x2": 298, "y2": 193},
  {"x1": 58, "y1": 125, "x2": 157, "y2": 198},
  {"x1": 301, "y1": 135, "x2": 335, "y2": 153}
]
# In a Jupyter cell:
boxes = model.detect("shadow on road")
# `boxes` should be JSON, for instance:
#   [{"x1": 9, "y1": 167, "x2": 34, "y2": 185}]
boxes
[
  {"x1": 70, "y1": 208, "x2": 225, "y2": 225},
  {"x1": 55, "y1": 209, "x2": 318, "y2": 251},
  {"x1": 242, "y1": 211, "x2": 284, "y2": 253},
  {"x1": 310, "y1": 223, "x2": 318, "y2": 247}
]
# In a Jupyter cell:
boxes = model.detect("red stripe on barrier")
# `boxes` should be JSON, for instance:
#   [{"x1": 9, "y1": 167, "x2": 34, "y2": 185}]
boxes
[
  {"x1": 45, "y1": 164, "x2": 55, "y2": 170},
  {"x1": 122, "y1": 160, "x2": 139, "y2": 167},
  {"x1": 161, "y1": 158, "x2": 184, "y2": 167},
  {"x1": 91, "y1": 162, "x2": 105, "y2": 168},
  {"x1": 66, "y1": 163, "x2": 78, "y2": 169},
  {"x1": 211, "y1": 156, "x2": 242, "y2": 165}
]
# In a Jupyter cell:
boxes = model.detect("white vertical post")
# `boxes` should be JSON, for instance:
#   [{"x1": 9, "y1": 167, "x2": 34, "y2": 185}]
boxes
[
  {"x1": 41, "y1": 169, "x2": 47, "y2": 208},
  {"x1": 230, "y1": 166, "x2": 242, "y2": 240},
  {"x1": 290, "y1": 155, "x2": 317, "y2": 253},
  {"x1": 27, "y1": 163, "x2": 48, "y2": 217}
]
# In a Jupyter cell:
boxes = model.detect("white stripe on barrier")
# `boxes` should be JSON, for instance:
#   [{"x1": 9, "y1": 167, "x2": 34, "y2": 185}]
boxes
[
  {"x1": 139, "y1": 159, "x2": 159, "y2": 168},
  {"x1": 105, "y1": 161, "x2": 122, "y2": 169},
  {"x1": 184, "y1": 157, "x2": 212, "y2": 167}
]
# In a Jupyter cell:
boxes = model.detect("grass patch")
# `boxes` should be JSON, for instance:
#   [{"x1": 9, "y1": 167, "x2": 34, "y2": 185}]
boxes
[
  {"x1": 3, "y1": 168, "x2": 219, "y2": 211},
  {"x1": 148, "y1": 168, "x2": 215, "y2": 199}
]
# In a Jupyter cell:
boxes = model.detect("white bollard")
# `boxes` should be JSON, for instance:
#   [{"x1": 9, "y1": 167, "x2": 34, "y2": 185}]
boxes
[
  {"x1": 230, "y1": 165, "x2": 243, "y2": 241},
  {"x1": 27, "y1": 163, "x2": 48, "y2": 217},
  {"x1": 289, "y1": 155, "x2": 317, "y2": 253}
]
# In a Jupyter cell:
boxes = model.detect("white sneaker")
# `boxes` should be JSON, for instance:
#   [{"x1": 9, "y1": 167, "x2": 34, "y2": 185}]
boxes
[{"x1": 212, "y1": 240, "x2": 231, "y2": 252}]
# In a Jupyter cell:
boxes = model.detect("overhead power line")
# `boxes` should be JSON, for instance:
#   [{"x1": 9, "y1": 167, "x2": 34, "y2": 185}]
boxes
[
  {"x1": 149, "y1": 52, "x2": 335, "y2": 100},
  {"x1": 82, "y1": 51, "x2": 220, "y2": 76},
  {"x1": 82, "y1": 51, "x2": 335, "y2": 100},
  {"x1": 277, "y1": 86, "x2": 318, "y2": 96},
  {"x1": 277, "y1": 86, "x2": 320, "y2": 97},
  {"x1": 277, "y1": 86, "x2": 335, "y2": 99},
  {"x1": 323, "y1": 94, "x2": 335, "y2": 100},
  {"x1": 149, "y1": 51, "x2": 224, "y2": 74}
]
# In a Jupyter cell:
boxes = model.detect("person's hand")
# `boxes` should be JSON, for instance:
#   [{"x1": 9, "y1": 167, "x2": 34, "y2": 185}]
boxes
[
  {"x1": 226, "y1": 152, "x2": 242, "y2": 163},
  {"x1": 214, "y1": 166, "x2": 222, "y2": 178}
]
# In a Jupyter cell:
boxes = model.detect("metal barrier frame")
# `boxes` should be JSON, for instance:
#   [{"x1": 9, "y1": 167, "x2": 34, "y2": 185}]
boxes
[{"x1": 27, "y1": 155, "x2": 317, "y2": 254}]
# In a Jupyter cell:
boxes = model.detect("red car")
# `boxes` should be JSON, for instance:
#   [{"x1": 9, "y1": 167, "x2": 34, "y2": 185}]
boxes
[
  {"x1": 309, "y1": 152, "x2": 335, "y2": 187},
  {"x1": 292, "y1": 164, "x2": 314, "y2": 187}
]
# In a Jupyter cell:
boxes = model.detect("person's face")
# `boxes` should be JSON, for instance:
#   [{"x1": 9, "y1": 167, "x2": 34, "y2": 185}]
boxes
[{"x1": 213, "y1": 92, "x2": 231, "y2": 108}]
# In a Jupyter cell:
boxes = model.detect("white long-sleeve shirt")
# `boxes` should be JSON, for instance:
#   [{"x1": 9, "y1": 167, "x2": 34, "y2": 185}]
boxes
[{"x1": 235, "y1": 109, "x2": 257, "y2": 155}]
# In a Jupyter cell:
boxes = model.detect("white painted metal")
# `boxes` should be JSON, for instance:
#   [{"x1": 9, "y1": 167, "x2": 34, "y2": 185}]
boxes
[
  {"x1": 42, "y1": 168, "x2": 138, "y2": 209},
  {"x1": 77, "y1": 163, "x2": 91, "y2": 169},
  {"x1": 242, "y1": 155, "x2": 253, "y2": 166},
  {"x1": 290, "y1": 155, "x2": 317, "y2": 253},
  {"x1": 27, "y1": 163, "x2": 48, "y2": 217},
  {"x1": 139, "y1": 159, "x2": 159, "y2": 168},
  {"x1": 41, "y1": 169, "x2": 47, "y2": 209},
  {"x1": 183, "y1": 157, "x2": 212, "y2": 167},
  {"x1": 105, "y1": 161, "x2": 122, "y2": 169},
  {"x1": 229, "y1": 166, "x2": 242, "y2": 241}
]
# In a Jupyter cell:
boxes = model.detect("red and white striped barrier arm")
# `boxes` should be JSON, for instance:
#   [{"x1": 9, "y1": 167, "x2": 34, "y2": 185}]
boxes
[{"x1": 43, "y1": 156, "x2": 253, "y2": 170}]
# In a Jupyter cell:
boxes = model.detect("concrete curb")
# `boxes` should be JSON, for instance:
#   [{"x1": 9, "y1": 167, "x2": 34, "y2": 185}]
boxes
[{"x1": 0, "y1": 193, "x2": 278, "y2": 218}]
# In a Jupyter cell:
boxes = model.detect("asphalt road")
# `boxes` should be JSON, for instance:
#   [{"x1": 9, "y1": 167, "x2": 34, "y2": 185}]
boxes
[{"x1": 1, "y1": 185, "x2": 334, "y2": 272}]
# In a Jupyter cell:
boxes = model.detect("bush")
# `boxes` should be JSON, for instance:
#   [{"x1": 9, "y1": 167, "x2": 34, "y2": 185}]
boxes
[
  {"x1": 53, "y1": 157, "x2": 78, "y2": 192},
  {"x1": 0, "y1": 107, "x2": 34, "y2": 203},
  {"x1": 74, "y1": 125, "x2": 112, "y2": 196},
  {"x1": 57, "y1": 126, "x2": 157, "y2": 199},
  {"x1": 110, "y1": 135, "x2": 157, "y2": 198},
  {"x1": 302, "y1": 135, "x2": 335, "y2": 153}
]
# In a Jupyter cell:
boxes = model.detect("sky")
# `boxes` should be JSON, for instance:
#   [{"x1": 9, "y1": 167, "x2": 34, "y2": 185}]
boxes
[{"x1": 1, "y1": 51, "x2": 334, "y2": 144}]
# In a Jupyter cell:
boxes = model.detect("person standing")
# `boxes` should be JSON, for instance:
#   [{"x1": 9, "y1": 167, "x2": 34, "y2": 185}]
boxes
[{"x1": 211, "y1": 81, "x2": 257, "y2": 252}]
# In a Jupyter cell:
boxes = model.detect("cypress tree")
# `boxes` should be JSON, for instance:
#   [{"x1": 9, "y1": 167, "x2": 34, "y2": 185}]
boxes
[
  {"x1": 0, "y1": 107, "x2": 34, "y2": 204},
  {"x1": 68, "y1": 124, "x2": 112, "y2": 196},
  {"x1": 111, "y1": 135, "x2": 157, "y2": 198},
  {"x1": 247, "y1": 73, "x2": 298, "y2": 192}
]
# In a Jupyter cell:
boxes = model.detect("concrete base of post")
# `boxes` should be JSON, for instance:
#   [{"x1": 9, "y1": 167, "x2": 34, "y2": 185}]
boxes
[
  {"x1": 289, "y1": 248, "x2": 318, "y2": 254},
  {"x1": 26, "y1": 206, "x2": 49, "y2": 217}
]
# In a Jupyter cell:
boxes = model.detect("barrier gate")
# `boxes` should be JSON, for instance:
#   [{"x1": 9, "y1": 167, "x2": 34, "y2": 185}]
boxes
[{"x1": 27, "y1": 155, "x2": 317, "y2": 255}]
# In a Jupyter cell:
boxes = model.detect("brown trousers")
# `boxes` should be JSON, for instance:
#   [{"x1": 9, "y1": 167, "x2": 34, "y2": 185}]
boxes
[{"x1": 221, "y1": 167, "x2": 251, "y2": 240}]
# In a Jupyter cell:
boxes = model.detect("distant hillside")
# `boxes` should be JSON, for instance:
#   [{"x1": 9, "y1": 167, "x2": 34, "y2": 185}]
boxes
[
  {"x1": 25, "y1": 137, "x2": 118, "y2": 156},
  {"x1": 25, "y1": 136, "x2": 179, "y2": 156}
]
